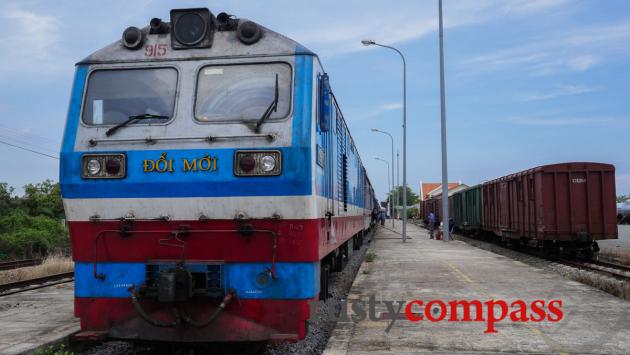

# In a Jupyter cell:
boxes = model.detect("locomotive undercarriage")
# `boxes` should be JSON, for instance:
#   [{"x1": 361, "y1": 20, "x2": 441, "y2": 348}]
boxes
[{"x1": 319, "y1": 226, "x2": 372, "y2": 300}]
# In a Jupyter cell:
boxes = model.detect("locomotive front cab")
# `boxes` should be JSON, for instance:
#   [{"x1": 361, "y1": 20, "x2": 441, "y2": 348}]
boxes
[{"x1": 61, "y1": 8, "x2": 320, "y2": 342}]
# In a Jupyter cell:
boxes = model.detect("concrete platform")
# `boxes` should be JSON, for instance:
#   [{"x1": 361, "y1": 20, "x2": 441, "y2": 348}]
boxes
[
  {"x1": 324, "y1": 222, "x2": 630, "y2": 354},
  {"x1": 0, "y1": 282, "x2": 78, "y2": 355}
]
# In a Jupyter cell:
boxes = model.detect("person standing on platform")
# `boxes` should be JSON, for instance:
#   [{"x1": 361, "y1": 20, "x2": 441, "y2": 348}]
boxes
[{"x1": 428, "y1": 211, "x2": 436, "y2": 239}]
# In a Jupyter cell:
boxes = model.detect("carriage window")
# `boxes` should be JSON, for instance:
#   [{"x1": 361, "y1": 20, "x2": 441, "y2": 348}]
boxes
[
  {"x1": 195, "y1": 63, "x2": 292, "y2": 122},
  {"x1": 82, "y1": 68, "x2": 177, "y2": 125}
]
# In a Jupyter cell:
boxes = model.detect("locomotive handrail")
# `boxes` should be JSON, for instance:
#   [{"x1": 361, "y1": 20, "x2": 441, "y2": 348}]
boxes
[{"x1": 87, "y1": 134, "x2": 276, "y2": 147}]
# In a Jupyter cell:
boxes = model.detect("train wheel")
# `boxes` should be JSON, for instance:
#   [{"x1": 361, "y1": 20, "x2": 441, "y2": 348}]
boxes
[
  {"x1": 333, "y1": 243, "x2": 348, "y2": 272},
  {"x1": 578, "y1": 247, "x2": 594, "y2": 261},
  {"x1": 542, "y1": 240, "x2": 560, "y2": 257}
]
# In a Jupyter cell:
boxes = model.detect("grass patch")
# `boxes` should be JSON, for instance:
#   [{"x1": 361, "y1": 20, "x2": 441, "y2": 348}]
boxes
[
  {"x1": 35, "y1": 344, "x2": 72, "y2": 355},
  {"x1": 365, "y1": 251, "x2": 376, "y2": 262},
  {"x1": 0, "y1": 254, "x2": 73, "y2": 284},
  {"x1": 599, "y1": 249, "x2": 630, "y2": 267}
]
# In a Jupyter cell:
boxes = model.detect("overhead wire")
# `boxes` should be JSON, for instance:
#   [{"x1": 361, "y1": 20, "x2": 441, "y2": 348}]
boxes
[{"x1": 0, "y1": 139, "x2": 59, "y2": 160}]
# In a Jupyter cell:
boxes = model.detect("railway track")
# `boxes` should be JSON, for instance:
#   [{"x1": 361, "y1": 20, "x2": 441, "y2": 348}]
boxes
[
  {"x1": 0, "y1": 272, "x2": 74, "y2": 296},
  {"x1": 0, "y1": 258, "x2": 43, "y2": 271},
  {"x1": 556, "y1": 259, "x2": 630, "y2": 282}
]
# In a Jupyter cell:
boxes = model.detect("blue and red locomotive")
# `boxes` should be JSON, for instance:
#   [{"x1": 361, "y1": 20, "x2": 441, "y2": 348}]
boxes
[{"x1": 60, "y1": 8, "x2": 376, "y2": 342}]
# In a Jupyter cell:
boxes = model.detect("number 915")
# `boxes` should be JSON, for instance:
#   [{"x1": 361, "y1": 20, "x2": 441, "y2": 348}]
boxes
[{"x1": 144, "y1": 44, "x2": 167, "y2": 57}]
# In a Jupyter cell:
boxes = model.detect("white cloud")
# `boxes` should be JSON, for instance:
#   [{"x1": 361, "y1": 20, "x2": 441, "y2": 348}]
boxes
[
  {"x1": 503, "y1": 0, "x2": 569, "y2": 14},
  {"x1": 286, "y1": 0, "x2": 569, "y2": 57},
  {"x1": 522, "y1": 84, "x2": 597, "y2": 101},
  {"x1": 0, "y1": 5, "x2": 64, "y2": 78},
  {"x1": 378, "y1": 103, "x2": 403, "y2": 110},
  {"x1": 461, "y1": 19, "x2": 630, "y2": 76},
  {"x1": 568, "y1": 55, "x2": 598, "y2": 71},
  {"x1": 506, "y1": 116, "x2": 622, "y2": 126}
]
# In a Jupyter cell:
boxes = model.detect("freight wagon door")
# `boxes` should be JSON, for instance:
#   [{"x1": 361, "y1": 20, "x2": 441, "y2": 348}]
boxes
[
  {"x1": 499, "y1": 182, "x2": 510, "y2": 231},
  {"x1": 569, "y1": 171, "x2": 590, "y2": 234}
]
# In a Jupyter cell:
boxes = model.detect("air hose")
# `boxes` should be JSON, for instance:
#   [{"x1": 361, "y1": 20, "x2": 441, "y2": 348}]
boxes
[
  {"x1": 180, "y1": 289, "x2": 236, "y2": 328},
  {"x1": 130, "y1": 287, "x2": 236, "y2": 328},
  {"x1": 130, "y1": 288, "x2": 180, "y2": 327}
]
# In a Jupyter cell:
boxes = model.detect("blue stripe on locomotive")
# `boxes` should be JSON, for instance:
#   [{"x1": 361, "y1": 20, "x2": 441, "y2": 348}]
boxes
[
  {"x1": 61, "y1": 147, "x2": 311, "y2": 198},
  {"x1": 74, "y1": 262, "x2": 319, "y2": 299}
]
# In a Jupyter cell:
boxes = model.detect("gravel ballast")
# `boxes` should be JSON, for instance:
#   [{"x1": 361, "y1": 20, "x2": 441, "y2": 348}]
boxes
[{"x1": 264, "y1": 234, "x2": 371, "y2": 355}]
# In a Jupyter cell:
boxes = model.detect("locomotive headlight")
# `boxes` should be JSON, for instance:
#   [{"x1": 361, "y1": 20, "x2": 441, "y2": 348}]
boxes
[
  {"x1": 234, "y1": 150, "x2": 281, "y2": 177},
  {"x1": 82, "y1": 154, "x2": 126, "y2": 179},
  {"x1": 87, "y1": 159, "x2": 101, "y2": 175},
  {"x1": 260, "y1": 155, "x2": 276, "y2": 172}
]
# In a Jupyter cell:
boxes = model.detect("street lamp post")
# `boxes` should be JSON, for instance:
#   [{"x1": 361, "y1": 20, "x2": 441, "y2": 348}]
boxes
[
  {"x1": 362, "y1": 40, "x2": 408, "y2": 242},
  {"x1": 438, "y1": 0, "x2": 450, "y2": 241},
  {"x1": 396, "y1": 149, "x2": 400, "y2": 220},
  {"x1": 371, "y1": 128, "x2": 395, "y2": 228},
  {"x1": 374, "y1": 157, "x2": 391, "y2": 221}
]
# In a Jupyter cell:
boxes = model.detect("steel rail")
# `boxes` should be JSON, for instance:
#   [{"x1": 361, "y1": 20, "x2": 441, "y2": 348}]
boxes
[
  {"x1": 0, "y1": 258, "x2": 43, "y2": 271},
  {"x1": 0, "y1": 272, "x2": 74, "y2": 296}
]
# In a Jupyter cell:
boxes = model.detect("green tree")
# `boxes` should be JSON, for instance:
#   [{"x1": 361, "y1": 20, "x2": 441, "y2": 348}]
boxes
[
  {"x1": 0, "y1": 211, "x2": 68, "y2": 258},
  {"x1": 387, "y1": 186, "x2": 419, "y2": 206},
  {"x1": 22, "y1": 180, "x2": 65, "y2": 219},
  {"x1": 407, "y1": 207, "x2": 419, "y2": 219},
  {"x1": 0, "y1": 183, "x2": 17, "y2": 215},
  {"x1": 618, "y1": 195, "x2": 630, "y2": 203},
  {"x1": 0, "y1": 181, "x2": 68, "y2": 259}
]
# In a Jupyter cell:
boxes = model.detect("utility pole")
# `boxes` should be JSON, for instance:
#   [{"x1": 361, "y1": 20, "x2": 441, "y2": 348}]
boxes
[
  {"x1": 396, "y1": 150, "x2": 400, "y2": 220},
  {"x1": 439, "y1": 0, "x2": 450, "y2": 241},
  {"x1": 371, "y1": 129, "x2": 395, "y2": 227},
  {"x1": 375, "y1": 157, "x2": 391, "y2": 223}
]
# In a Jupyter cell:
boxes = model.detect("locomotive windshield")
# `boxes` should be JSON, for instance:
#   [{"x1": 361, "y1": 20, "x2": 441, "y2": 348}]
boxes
[
  {"x1": 195, "y1": 63, "x2": 291, "y2": 122},
  {"x1": 82, "y1": 68, "x2": 177, "y2": 125}
]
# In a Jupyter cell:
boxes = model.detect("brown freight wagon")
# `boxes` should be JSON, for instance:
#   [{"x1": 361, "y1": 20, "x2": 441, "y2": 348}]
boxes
[
  {"x1": 424, "y1": 196, "x2": 454, "y2": 226},
  {"x1": 481, "y1": 162, "x2": 617, "y2": 258}
]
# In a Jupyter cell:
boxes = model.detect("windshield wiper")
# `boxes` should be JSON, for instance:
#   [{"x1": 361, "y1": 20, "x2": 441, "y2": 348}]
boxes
[
  {"x1": 105, "y1": 113, "x2": 169, "y2": 137},
  {"x1": 255, "y1": 74, "x2": 279, "y2": 133}
]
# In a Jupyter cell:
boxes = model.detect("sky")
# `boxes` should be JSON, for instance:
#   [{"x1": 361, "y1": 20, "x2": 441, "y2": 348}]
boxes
[{"x1": 0, "y1": 0, "x2": 629, "y2": 200}]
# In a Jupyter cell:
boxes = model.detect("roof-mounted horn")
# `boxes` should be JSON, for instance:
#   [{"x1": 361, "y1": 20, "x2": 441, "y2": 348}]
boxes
[
  {"x1": 149, "y1": 18, "x2": 170, "y2": 35},
  {"x1": 122, "y1": 26, "x2": 145, "y2": 50},
  {"x1": 237, "y1": 20, "x2": 262, "y2": 45},
  {"x1": 216, "y1": 12, "x2": 239, "y2": 31}
]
